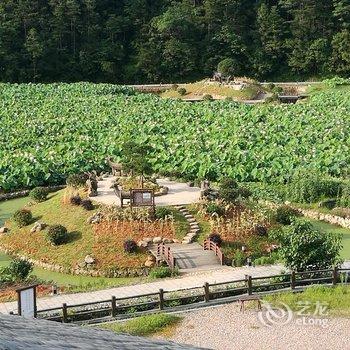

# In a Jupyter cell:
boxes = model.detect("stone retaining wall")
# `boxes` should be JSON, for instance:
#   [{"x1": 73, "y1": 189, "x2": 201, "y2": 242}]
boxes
[
  {"x1": 0, "y1": 185, "x2": 66, "y2": 202},
  {"x1": 298, "y1": 209, "x2": 350, "y2": 229},
  {"x1": 0, "y1": 247, "x2": 150, "y2": 278}
]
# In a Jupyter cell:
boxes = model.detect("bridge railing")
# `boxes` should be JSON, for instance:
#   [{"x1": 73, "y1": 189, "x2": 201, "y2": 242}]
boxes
[
  {"x1": 203, "y1": 239, "x2": 224, "y2": 265},
  {"x1": 157, "y1": 243, "x2": 176, "y2": 270}
]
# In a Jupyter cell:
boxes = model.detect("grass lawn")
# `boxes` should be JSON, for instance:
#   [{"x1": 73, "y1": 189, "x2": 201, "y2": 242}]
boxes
[
  {"x1": 264, "y1": 285, "x2": 350, "y2": 317},
  {"x1": 98, "y1": 313, "x2": 182, "y2": 337},
  {"x1": 308, "y1": 219, "x2": 350, "y2": 260},
  {"x1": 0, "y1": 251, "x2": 147, "y2": 290}
]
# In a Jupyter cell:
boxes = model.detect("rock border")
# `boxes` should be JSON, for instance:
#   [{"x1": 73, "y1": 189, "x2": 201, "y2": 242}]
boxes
[
  {"x1": 175, "y1": 205, "x2": 200, "y2": 244},
  {"x1": 298, "y1": 208, "x2": 350, "y2": 229},
  {"x1": 0, "y1": 247, "x2": 150, "y2": 278},
  {"x1": 0, "y1": 185, "x2": 66, "y2": 202}
]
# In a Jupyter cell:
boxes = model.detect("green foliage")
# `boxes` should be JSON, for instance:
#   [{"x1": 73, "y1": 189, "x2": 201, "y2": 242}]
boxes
[
  {"x1": 47, "y1": 225, "x2": 69, "y2": 246},
  {"x1": 286, "y1": 169, "x2": 342, "y2": 203},
  {"x1": 203, "y1": 94, "x2": 213, "y2": 101},
  {"x1": 254, "y1": 253, "x2": 279, "y2": 266},
  {"x1": 177, "y1": 87, "x2": 187, "y2": 96},
  {"x1": 277, "y1": 219, "x2": 342, "y2": 271},
  {"x1": 217, "y1": 58, "x2": 236, "y2": 76},
  {"x1": 122, "y1": 141, "x2": 154, "y2": 177},
  {"x1": 264, "y1": 285, "x2": 350, "y2": 317},
  {"x1": 155, "y1": 207, "x2": 172, "y2": 220},
  {"x1": 1, "y1": 84, "x2": 350, "y2": 190},
  {"x1": 205, "y1": 202, "x2": 225, "y2": 217},
  {"x1": 100, "y1": 313, "x2": 181, "y2": 336},
  {"x1": 219, "y1": 178, "x2": 251, "y2": 203},
  {"x1": 66, "y1": 174, "x2": 88, "y2": 188},
  {"x1": 323, "y1": 76, "x2": 350, "y2": 88},
  {"x1": 149, "y1": 266, "x2": 176, "y2": 279},
  {"x1": 0, "y1": 258, "x2": 33, "y2": 283},
  {"x1": 12, "y1": 209, "x2": 33, "y2": 227},
  {"x1": 232, "y1": 250, "x2": 245, "y2": 267},
  {"x1": 276, "y1": 205, "x2": 300, "y2": 225},
  {"x1": 338, "y1": 182, "x2": 350, "y2": 208},
  {"x1": 29, "y1": 187, "x2": 49, "y2": 202}
]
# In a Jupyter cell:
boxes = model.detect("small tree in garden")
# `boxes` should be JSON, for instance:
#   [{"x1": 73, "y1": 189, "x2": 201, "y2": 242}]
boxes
[
  {"x1": 276, "y1": 219, "x2": 342, "y2": 271},
  {"x1": 218, "y1": 178, "x2": 251, "y2": 204},
  {"x1": 29, "y1": 187, "x2": 49, "y2": 202},
  {"x1": 217, "y1": 58, "x2": 237, "y2": 77},
  {"x1": 13, "y1": 209, "x2": 33, "y2": 227},
  {"x1": 123, "y1": 239, "x2": 137, "y2": 253},
  {"x1": 6, "y1": 259, "x2": 33, "y2": 280},
  {"x1": 122, "y1": 141, "x2": 154, "y2": 188},
  {"x1": 47, "y1": 225, "x2": 69, "y2": 245}
]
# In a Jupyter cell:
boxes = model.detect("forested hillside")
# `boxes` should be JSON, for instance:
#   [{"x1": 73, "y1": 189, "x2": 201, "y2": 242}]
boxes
[{"x1": 0, "y1": 0, "x2": 349, "y2": 83}]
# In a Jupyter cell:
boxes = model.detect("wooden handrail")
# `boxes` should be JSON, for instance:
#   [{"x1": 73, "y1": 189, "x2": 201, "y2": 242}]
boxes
[
  {"x1": 203, "y1": 239, "x2": 224, "y2": 265},
  {"x1": 157, "y1": 243, "x2": 176, "y2": 270}
]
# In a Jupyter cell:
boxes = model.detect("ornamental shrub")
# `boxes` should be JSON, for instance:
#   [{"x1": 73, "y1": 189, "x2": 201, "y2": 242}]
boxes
[
  {"x1": 149, "y1": 266, "x2": 176, "y2": 279},
  {"x1": 255, "y1": 224, "x2": 268, "y2": 237},
  {"x1": 206, "y1": 202, "x2": 225, "y2": 217},
  {"x1": 155, "y1": 207, "x2": 172, "y2": 220},
  {"x1": 217, "y1": 58, "x2": 236, "y2": 76},
  {"x1": 208, "y1": 233, "x2": 223, "y2": 246},
  {"x1": 6, "y1": 259, "x2": 33, "y2": 280},
  {"x1": 29, "y1": 187, "x2": 49, "y2": 202},
  {"x1": 232, "y1": 250, "x2": 245, "y2": 267},
  {"x1": 219, "y1": 178, "x2": 251, "y2": 203},
  {"x1": 276, "y1": 205, "x2": 300, "y2": 225},
  {"x1": 12, "y1": 209, "x2": 33, "y2": 227},
  {"x1": 66, "y1": 173, "x2": 88, "y2": 188},
  {"x1": 81, "y1": 199, "x2": 94, "y2": 210},
  {"x1": 70, "y1": 195, "x2": 82, "y2": 206},
  {"x1": 177, "y1": 87, "x2": 187, "y2": 96},
  {"x1": 277, "y1": 219, "x2": 342, "y2": 271},
  {"x1": 203, "y1": 94, "x2": 213, "y2": 101},
  {"x1": 123, "y1": 239, "x2": 137, "y2": 253},
  {"x1": 47, "y1": 225, "x2": 69, "y2": 245}
]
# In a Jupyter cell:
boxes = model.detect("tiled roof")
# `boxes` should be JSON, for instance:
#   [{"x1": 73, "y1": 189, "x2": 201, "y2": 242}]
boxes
[{"x1": 0, "y1": 314, "x2": 205, "y2": 350}]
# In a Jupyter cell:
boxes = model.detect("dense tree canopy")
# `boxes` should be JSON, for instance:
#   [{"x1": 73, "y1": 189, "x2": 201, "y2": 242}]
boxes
[{"x1": 0, "y1": 0, "x2": 349, "y2": 83}]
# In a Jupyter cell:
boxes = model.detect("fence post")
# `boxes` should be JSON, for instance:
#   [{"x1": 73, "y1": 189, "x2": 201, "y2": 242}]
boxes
[
  {"x1": 332, "y1": 267, "x2": 338, "y2": 286},
  {"x1": 159, "y1": 289, "x2": 164, "y2": 310},
  {"x1": 203, "y1": 282, "x2": 210, "y2": 302},
  {"x1": 246, "y1": 275, "x2": 252, "y2": 295},
  {"x1": 111, "y1": 296, "x2": 117, "y2": 317},
  {"x1": 291, "y1": 271, "x2": 296, "y2": 290},
  {"x1": 62, "y1": 303, "x2": 68, "y2": 323}
]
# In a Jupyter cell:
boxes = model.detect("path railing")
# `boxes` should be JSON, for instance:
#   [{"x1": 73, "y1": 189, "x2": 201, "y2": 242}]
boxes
[
  {"x1": 34, "y1": 267, "x2": 350, "y2": 324},
  {"x1": 203, "y1": 239, "x2": 224, "y2": 265},
  {"x1": 157, "y1": 243, "x2": 176, "y2": 270}
]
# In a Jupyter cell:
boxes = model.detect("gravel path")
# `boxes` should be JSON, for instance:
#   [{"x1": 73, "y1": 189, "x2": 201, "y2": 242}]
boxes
[
  {"x1": 93, "y1": 176, "x2": 201, "y2": 206},
  {"x1": 165, "y1": 303, "x2": 350, "y2": 350}
]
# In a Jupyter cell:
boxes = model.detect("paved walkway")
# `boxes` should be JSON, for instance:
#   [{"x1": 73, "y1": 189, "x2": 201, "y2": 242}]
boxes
[
  {"x1": 94, "y1": 176, "x2": 201, "y2": 207},
  {"x1": 0, "y1": 265, "x2": 283, "y2": 315}
]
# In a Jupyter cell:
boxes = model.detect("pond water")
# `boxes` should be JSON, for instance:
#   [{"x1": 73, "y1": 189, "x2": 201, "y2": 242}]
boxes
[{"x1": 0, "y1": 196, "x2": 29, "y2": 226}]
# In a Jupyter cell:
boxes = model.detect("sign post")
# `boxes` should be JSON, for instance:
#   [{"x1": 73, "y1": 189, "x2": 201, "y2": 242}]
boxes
[
  {"x1": 130, "y1": 189, "x2": 155, "y2": 213},
  {"x1": 16, "y1": 284, "x2": 38, "y2": 318}
]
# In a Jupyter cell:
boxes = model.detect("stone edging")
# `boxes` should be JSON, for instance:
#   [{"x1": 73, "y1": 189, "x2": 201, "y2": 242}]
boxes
[
  {"x1": 0, "y1": 247, "x2": 150, "y2": 278},
  {"x1": 175, "y1": 205, "x2": 201, "y2": 244},
  {"x1": 297, "y1": 208, "x2": 350, "y2": 229},
  {"x1": 0, "y1": 185, "x2": 66, "y2": 202}
]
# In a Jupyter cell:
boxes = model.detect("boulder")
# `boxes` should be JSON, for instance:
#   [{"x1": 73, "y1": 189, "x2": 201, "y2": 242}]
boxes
[
  {"x1": 138, "y1": 240, "x2": 149, "y2": 248},
  {"x1": 144, "y1": 260, "x2": 155, "y2": 268},
  {"x1": 144, "y1": 237, "x2": 153, "y2": 244},
  {"x1": 84, "y1": 255, "x2": 95, "y2": 264},
  {"x1": 0, "y1": 227, "x2": 9, "y2": 234},
  {"x1": 162, "y1": 238, "x2": 173, "y2": 244},
  {"x1": 153, "y1": 236, "x2": 162, "y2": 244},
  {"x1": 87, "y1": 212, "x2": 103, "y2": 224},
  {"x1": 30, "y1": 221, "x2": 46, "y2": 233}
]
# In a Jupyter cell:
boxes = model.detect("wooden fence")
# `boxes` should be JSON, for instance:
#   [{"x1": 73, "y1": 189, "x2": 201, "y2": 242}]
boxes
[
  {"x1": 35, "y1": 267, "x2": 350, "y2": 324},
  {"x1": 203, "y1": 239, "x2": 224, "y2": 265}
]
